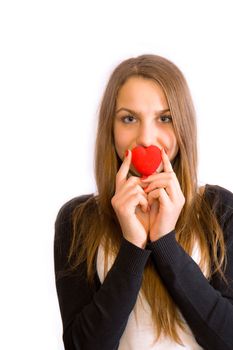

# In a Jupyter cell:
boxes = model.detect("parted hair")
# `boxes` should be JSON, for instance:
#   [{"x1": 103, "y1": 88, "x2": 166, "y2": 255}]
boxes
[{"x1": 69, "y1": 54, "x2": 226, "y2": 343}]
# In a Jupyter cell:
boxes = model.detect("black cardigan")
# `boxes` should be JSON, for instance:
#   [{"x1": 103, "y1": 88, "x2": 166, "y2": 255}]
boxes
[{"x1": 54, "y1": 184, "x2": 233, "y2": 350}]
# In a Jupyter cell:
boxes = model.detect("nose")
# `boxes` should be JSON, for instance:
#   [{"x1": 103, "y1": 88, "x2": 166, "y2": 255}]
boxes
[{"x1": 136, "y1": 122, "x2": 159, "y2": 148}]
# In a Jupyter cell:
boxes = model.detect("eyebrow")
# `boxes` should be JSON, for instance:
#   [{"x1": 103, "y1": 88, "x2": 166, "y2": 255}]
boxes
[{"x1": 115, "y1": 107, "x2": 171, "y2": 115}]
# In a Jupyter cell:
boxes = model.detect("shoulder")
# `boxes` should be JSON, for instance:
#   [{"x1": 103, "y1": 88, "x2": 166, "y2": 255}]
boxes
[
  {"x1": 55, "y1": 194, "x2": 94, "y2": 228},
  {"x1": 54, "y1": 194, "x2": 95, "y2": 275},
  {"x1": 204, "y1": 184, "x2": 233, "y2": 231},
  {"x1": 205, "y1": 184, "x2": 233, "y2": 208},
  {"x1": 54, "y1": 193, "x2": 95, "y2": 247}
]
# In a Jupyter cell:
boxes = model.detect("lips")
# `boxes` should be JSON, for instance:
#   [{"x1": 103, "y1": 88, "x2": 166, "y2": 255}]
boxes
[{"x1": 131, "y1": 145, "x2": 162, "y2": 176}]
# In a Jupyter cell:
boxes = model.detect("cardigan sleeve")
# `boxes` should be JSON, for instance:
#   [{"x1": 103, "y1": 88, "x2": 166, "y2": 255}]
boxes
[
  {"x1": 54, "y1": 195, "x2": 151, "y2": 350},
  {"x1": 147, "y1": 185, "x2": 233, "y2": 350}
]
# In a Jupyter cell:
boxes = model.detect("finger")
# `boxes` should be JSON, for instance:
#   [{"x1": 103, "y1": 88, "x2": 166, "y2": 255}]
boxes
[
  {"x1": 128, "y1": 191, "x2": 149, "y2": 213},
  {"x1": 162, "y1": 148, "x2": 174, "y2": 173},
  {"x1": 145, "y1": 179, "x2": 179, "y2": 203},
  {"x1": 132, "y1": 184, "x2": 149, "y2": 209},
  {"x1": 144, "y1": 174, "x2": 176, "y2": 193},
  {"x1": 115, "y1": 149, "x2": 132, "y2": 191},
  {"x1": 155, "y1": 162, "x2": 164, "y2": 173},
  {"x1": 150, "y1": 199, "x2": 159, "y2": 218},
  {"x1": 148, "y1": 188, "x2": 170, "y2": 207},
  {"x1": 139, "y1": 194, "x2": 150, "y2": 213}
]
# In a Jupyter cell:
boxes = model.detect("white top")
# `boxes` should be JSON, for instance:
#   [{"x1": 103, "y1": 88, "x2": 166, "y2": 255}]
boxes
[{"x1": 97, "y1": 240, "x2": 205, "y2": 350}]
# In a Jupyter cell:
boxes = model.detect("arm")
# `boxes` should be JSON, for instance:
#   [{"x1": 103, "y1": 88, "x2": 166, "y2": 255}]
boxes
[
  {"x1": 147, "y1": 185, "x2": 233, "y2": 350},
  {"x1": 54, "y1": 195, "x2": 151, "y2": 350}
]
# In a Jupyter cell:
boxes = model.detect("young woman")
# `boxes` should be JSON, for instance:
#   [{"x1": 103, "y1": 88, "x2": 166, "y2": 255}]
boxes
[{"x1": 54, "y1": 54, "x2": 233, "y2": 350}]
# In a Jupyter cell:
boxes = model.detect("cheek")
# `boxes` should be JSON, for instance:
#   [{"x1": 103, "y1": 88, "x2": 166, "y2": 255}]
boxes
[
  {"x1": 169, "y1": 136, "x2": 179, "y2": 158},
  {"x1": 113, "y1": 126, "x2": 129, "y2": 157},
  {"x1": 162, "y1": 130, "x2": 178, "y2": 156},
  {"x1": 165, "y1": 129, "x2": 177, "y2": 145},
  {"x1": 114, "y1": 126, "x2": 133, "y2": 148}
]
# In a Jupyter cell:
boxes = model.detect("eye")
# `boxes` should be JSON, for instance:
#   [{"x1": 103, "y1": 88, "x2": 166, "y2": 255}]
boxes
[
  {"x1": 159, "y1": 115, "x2": 173, "y2": 123},
  {"x1": 121, "y1": 115, "x2": 137, "y2": 124}
]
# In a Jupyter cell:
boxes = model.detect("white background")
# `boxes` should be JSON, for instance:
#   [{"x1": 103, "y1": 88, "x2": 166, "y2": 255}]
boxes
[{"x1": 1, "y1": 1, "x2": 233, "y2": 349}]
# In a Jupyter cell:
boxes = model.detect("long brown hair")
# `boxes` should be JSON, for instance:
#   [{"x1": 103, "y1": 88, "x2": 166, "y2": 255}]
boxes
[{"x1": 69, "y1": 55, "x2": 226, "y2": 343}]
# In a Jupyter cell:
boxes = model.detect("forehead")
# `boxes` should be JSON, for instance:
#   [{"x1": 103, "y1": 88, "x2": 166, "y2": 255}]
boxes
[{"x1": 116, "y1": 76, "x2": 168, "y2": 108}]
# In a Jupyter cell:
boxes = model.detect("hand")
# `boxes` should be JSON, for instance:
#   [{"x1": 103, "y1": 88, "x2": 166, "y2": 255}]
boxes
[
  {"x1": 142, "y1": 148, "x2": 185, "y2": 242},
  {"x1": 111, "y1": 150, "x2": 149, "y2": 248}
]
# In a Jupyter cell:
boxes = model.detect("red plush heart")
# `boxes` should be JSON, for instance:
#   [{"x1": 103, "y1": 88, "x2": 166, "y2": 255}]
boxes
[{"x1": 131, "y1": 145, "x2": 162, "y2": 176}]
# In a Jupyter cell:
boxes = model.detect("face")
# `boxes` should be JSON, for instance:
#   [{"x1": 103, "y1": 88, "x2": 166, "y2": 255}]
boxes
[{"x1": 113, "y1": 76, "x2": 179, "y2": 175}]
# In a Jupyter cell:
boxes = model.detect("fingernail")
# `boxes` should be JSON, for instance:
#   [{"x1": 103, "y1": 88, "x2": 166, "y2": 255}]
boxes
[{"x1": 125, "y1": 150, "x2": 129, "y2": 158}]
